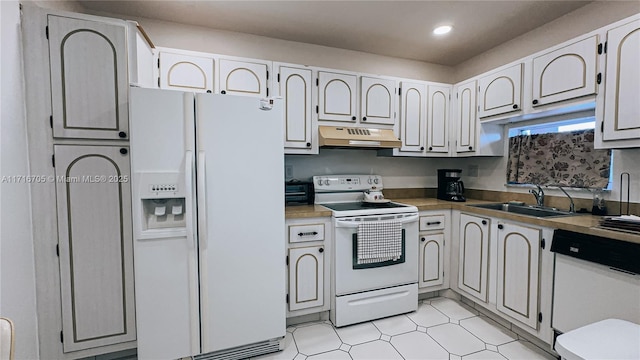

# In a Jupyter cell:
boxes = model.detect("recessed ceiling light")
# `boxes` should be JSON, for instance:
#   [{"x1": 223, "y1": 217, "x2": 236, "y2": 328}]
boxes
[{"x1": 433, "y1": 25, "x2": 452, "y2": 35}]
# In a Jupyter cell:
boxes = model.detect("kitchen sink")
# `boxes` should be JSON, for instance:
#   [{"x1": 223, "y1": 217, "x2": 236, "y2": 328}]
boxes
[{"x1": 470, "y1": 203, "x2": 576, "y2": 218}]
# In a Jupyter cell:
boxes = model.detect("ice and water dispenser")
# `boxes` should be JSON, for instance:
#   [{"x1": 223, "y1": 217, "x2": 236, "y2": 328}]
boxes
[{"x1": 137, "y1": 172, "x2": 187, "y2": 231}]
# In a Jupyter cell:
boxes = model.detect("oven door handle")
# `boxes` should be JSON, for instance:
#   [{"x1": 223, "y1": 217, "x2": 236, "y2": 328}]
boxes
[{"x1": 335, "y1": 214, "x2": 419, "y2": 228}]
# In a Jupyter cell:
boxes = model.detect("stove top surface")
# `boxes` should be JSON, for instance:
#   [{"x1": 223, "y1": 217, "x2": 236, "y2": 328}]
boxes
[{"x1": 321, "y1": 202, "x2": 411, "y2": 212}]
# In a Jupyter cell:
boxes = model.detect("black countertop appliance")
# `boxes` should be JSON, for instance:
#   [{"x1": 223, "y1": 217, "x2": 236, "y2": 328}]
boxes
[{"x1": 437, "y1": 169, "x2": 466, "y2": 202}]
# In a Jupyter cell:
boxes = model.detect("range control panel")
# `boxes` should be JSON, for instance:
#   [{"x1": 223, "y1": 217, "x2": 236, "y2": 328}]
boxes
[{"x1": 313, "y1": 175, "x2": 383, "y2": 192}]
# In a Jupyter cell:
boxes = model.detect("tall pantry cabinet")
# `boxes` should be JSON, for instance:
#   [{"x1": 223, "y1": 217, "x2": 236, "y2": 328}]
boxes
[{"x1": 22, "y1": 5, "x2": 152, "y2": 359}]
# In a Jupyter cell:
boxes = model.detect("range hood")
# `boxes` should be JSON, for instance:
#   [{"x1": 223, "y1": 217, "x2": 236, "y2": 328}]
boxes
[{"x1": 318, "y1": 126, "x2": 401, "y2": 149}]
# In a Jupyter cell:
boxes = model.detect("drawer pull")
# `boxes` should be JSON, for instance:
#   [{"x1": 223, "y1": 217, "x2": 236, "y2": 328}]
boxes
[
  {"x1": 298, "y1": 231, "x2": 318, "y2": 237},
  {"x1": 425, "y1": 221, "x2": 442, "y2": 226}
]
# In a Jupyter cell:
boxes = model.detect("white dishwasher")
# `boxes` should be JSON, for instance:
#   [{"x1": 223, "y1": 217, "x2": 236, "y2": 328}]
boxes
[{"x1": 551, "y1": 229, "x2": 640, "y2": 335}]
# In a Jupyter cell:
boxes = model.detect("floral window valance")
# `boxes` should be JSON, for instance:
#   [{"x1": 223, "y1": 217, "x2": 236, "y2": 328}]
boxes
[{"x1": 506, "y1": 129, "x2": 611, "y2": 188}]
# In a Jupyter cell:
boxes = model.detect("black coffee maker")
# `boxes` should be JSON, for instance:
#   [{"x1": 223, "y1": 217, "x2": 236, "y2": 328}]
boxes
[{"x1": 437, "y1": 169, "x2": 466, "y2": 202}]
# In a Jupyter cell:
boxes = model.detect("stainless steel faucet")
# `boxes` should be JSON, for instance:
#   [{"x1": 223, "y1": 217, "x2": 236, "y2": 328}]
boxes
[
  {"x1": 529, "y1": 185, "x2": 545, "y2": 207},
  {"x1": 557, "y1": 186, "x2": 575, "y2": 213}
]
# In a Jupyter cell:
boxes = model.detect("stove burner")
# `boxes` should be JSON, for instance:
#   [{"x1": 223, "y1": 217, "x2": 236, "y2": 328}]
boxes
[{"x1": 321, "y1": 202, "x2": 410, "y2": 212}]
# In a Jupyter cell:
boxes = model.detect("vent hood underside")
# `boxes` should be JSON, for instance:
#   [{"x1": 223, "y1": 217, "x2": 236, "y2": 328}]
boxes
[{"x1": 318, "y1": 126, "x2": 401, "y2": 149}]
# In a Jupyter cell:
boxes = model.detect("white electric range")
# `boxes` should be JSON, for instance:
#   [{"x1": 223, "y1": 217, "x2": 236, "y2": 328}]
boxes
[{"x1": 313, "y1": 175, "x2": 419, "y2": 327}]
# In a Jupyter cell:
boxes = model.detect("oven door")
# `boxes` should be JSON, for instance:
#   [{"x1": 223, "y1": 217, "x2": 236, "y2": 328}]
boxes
[{"x1": 334, "y1": 213, "x2": 419, "y2": 296}]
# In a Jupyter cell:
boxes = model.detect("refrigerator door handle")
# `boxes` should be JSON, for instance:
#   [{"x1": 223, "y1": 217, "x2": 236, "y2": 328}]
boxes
[
  {"x1": 197, "y1": 151, "x2": 208, "y2": 251},
  {"x1": 185, "y1": 150, "x2": 195, "y2": 250}
]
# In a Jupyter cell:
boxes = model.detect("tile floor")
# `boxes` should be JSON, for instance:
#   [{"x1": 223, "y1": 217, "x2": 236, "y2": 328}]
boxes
[{"x1": 254, "y1": 297, "x2": 556, "y2": 360}]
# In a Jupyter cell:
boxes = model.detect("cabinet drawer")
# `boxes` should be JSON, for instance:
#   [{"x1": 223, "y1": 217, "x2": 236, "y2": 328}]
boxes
[
  {"x1": 419, "y1": 215, "x2": 445, "y2": 231},
  {"x1": 289, "y1": 224, "x2": 325, "y2": 243}
]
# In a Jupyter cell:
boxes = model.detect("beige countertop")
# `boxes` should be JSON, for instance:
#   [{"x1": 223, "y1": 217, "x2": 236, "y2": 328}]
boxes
[{"x1": 285, "y1": 197, "x2": 640, "y2": 245}]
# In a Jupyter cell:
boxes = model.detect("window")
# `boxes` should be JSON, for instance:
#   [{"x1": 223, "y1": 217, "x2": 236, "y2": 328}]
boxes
[{"x1": 507, "y1": 116, "x2": 612, "y2": 189}]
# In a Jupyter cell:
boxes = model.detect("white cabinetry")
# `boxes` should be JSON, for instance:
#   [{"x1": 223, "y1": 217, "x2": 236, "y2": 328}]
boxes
[
  {"x1": 601, "y1": 18, "x2": 640, "y2": 145},
  {"x1": 458, "y1": 213, "x2": 490, "y2": 302},
  {"x1": 495, "y1": 222, "x2": 541, "y2": 329},
  {"x1": 418, "y1": 212, "x2": 449, "y2": 290},
  {"x1": 318, "y1": 71, "x2": 358, "y2": 122},
  {"x1": 48, "y1": 15, "x2": 129, "y2": 140},
  {"x1": 53, "y1": 145, "x2": 135, "y2": 352},
  {"x1": 426, "y1": 85, "x2": 450, "y2": 153},
  {"x1": 217, "y1": 57, "x2": 271, "y2": 97},
  {"x1": 127, "y1": 21, "x2": 154, "y2": 88},
  {"x1": 532, "y1": 36, "x2": 599, "y2": 107},
  {"x1": 395, "y1": 82, "x2": 426, "y2": 155},
  {"x1": 454, "y1": 81, "x2": 477, "y2": 154},
  {"x1": 360, "y1": 76, "x2": 396, "y2": 125},
  {"x1": 276, "y1": 63, "x2": 316, "y2": 154},
  {"x1": 286, "y1": 218, "x2": 331, "y2": 315},
  {"x1": 478, "y1": 63, "x2": 523, "y2": 119},
  {"x1": 158, "y1": 50, "x2": 214, "y2": 93}
]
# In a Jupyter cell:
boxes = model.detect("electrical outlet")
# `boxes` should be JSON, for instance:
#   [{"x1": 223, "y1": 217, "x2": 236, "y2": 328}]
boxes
[
  {"x1": 285, "y1": 165, "x2": 293, "y2": 180},
  {"x1": 468, "y1": 164, "x2": 479, "y2": 177}
]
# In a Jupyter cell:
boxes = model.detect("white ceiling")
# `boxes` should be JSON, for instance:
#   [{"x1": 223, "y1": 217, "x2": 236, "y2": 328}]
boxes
[{"x1": 79, "y1": 0, "x2": 592, "y2": 66}]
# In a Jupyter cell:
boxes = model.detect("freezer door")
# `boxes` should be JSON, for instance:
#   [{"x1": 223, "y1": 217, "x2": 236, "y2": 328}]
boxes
[{"x1": 196, "y1": 94, "x2": 286, "y2": 353}]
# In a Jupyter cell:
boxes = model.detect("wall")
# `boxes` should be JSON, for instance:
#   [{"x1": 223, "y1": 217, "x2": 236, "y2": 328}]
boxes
[
  {"x1": 454, "y1": 1, "x2": 640, "y2": 81},
  {"x1": 85, "y1": 13, "x2": 454, "y2": 83},
  {"x1": 0, "y1": 1, "x2": 40, "y2": 358}
]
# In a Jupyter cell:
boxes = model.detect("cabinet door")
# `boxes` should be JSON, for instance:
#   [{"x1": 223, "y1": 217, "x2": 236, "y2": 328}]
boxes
[
  {"x1": 603, "y1": 19, "x2": 640, "y2": 141},
  {"x1": 288, "y1": 246, "x2": 324, "y2": 311},
  {"x1": 360, "y1": 76, "x2": 395, "y2": 125},
  {"x1": 427, "y1": 85, "x2": 450, "y2": 153},
  {"x1": 496, "y1": 222, "x2": 540, "y2": 329},
  {"x1": 419, "y1": 233, "x2": 444, "y2": 288},
  {"x1": 455, "y1": 81, "x2": 477, "y2": 153},
  {"x1": 478, "y1": 63, "x2": 522, "y2": 118},
  {"x1": 398, "y1": 82, "x2": 426, "y2": 153},
  {"x1": 458, "y1": 214, "x2": 489, "y2": 302},
  {"x1": 318, "y1": 71, "x2": 358, "y2": 122},
  {"x1": 218, "y1": 58, "x2": 269, "y2": 97},
  {"x1": 48, "y1": 15, "x2": 129, "y2": 140},
  {"x1": 277, "y1": 65, "x2": 314, "y2": 152},
  {"x1": 532, "y1": 36, "x2": 598, "y2": 107},
  {"x1": 159, "y1": 51, "x2": 214, "y2": 93},
  {"x1": 54, "y1": 145, "x2": 135, "y2": 352}
]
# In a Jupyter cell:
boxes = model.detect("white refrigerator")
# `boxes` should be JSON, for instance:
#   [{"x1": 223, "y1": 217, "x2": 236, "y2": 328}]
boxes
[{"x1": 129, "y1": 87, "x2": 285, "y2": 360}]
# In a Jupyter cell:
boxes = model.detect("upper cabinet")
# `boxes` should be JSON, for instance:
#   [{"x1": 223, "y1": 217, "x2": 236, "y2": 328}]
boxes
[
  {"x1": 48, "y1": 15, "x2": 129, "y2": 140},
  {"x1": 275, "y1": 63, "x2": 316, "y2": 154},
  {"x1": 478, "y1": 63, "x2": 523, "y2": 119},
  {"x1": 396, "y1": 81, "x2": 426, "y2": 154},
  {"x1": 454, "y1": 81, "x2": 477, "y2": 153},
  {"x1": 318, "y1": 71, "x2": 358, "y2": 122},
  {"x1": 532, "y1": 36, "x2": 599, "y2": 107},
  {"x1": 601, "y1": 19, "x2": 640, "y2": 143},
  {"x1": 159, "y1": 50, "x2": 214, "y2": 93},
  {"x1": 217, "y1": 57, "x2": 271, "y2": 97},
  {"x1": 360, "y1": 76, "x2": 396, "y2": 125},
  {"x1": 426, "y1": 85, "x2": 450, "y2": 153},
  {"x1": 127, "y1": 21, "x2": 154, "y2": 88}
]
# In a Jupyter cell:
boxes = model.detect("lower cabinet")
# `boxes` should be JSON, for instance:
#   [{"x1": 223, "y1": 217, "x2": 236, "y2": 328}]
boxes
[
  {"x1": 53, "y1": 145, "x2": 136, "y2": 352},
  {"x1": 454, "y1": 211, "x2": 554, "y2": 344},
  {"x1": 286, "y1": 217, "x2": 331, "y2": 316},
  {"x1": 418, "y1": 211, "x2": 449, "y2": 291}
]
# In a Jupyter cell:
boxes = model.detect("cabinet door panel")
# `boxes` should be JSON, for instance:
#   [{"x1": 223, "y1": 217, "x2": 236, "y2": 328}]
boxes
[
  {"x1": 48, "y1": 15, "x2": 128, "y2": 140},
  {"x1": 603, "y1": 20, "x2": 640, "y2": 141},
  {"x1": 361, "y1": 76, "x2": 395, "y2": 125},
  {"x1": 218, "y1": 59, "x2": 269, "y2": 97},
  {"x1": 427, "y1": 85, "x2": 450, "y2": 153},
  {"x1": 289, "y1": 246, "x2": 324, "y2": 311},
  {"x1": 458, "y1": 214, "x2": 489, "y2": 302},
  {"x1": 159, "y1": 51, "x2": 214, "y2": 92},
  {"x1": 318, "y1": 71, "x2": 357, "y2": 122},
  {"x1": 398, "y1": 82, "x2": 426, "y2": 152},
  {"x1": 419, "y1": 233, "x2": 444, "y2": 288},
  {"x1": 54, "y1": 145, "x2": 135, "y2": 352},
  {"x1": 278, "y1": 66, "x2": 313, "y2": 151},
  {"x1": 496, "y1": 223, "x2": 540, "y2": 329},
  {"x1": 455, "y1": 81, "x2": 477, "y2": 153},
  {"x1": 479, "y1": 64, "x2": 522, "y2": 118},
  {"x1": 532, "y1": 36, "x2": 598, "y2": 106}
]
